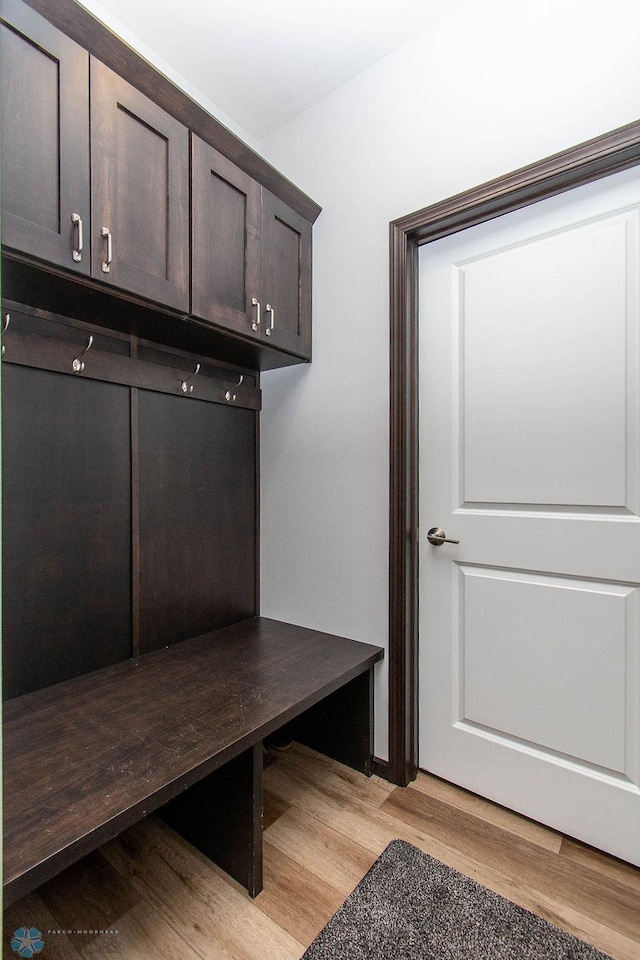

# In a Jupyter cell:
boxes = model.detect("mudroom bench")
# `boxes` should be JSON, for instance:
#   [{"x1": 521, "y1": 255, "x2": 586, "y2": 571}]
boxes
[{"x1": 3, "y1": 617, "x2": 383, "y2": 907}]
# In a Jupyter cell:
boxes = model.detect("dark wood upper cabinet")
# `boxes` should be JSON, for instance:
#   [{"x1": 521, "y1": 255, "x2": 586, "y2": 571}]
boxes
[
  {"x1": 261, "y1": 190, "x2": 312, "y2": 359},
  {"x1": 191, "y1": 136, "x2": 261, "y2": 338},
  {"x1": 0, "y1": 2, "x2": 190, "y2": 311},
  {"x1": 0, "y1": 0, "x2": 90, "y2": 274},
  {"x1": 192, "y1": 136, "x2": 312, "y2": 360},
  {"x1": 1, "y1": 0, "x2": 314, "y2": 365},
  {"x1": 90, "y1": 59, "x2": 190, "y2": 312}
]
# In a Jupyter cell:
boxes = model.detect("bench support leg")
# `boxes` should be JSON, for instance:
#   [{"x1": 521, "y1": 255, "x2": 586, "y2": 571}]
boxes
[
  {"x1": 159, "y1": 742, "x2": 263, "y2": 897},
  {"x1": 291, "y1": 667, "x2": 374, "y2": 775}
]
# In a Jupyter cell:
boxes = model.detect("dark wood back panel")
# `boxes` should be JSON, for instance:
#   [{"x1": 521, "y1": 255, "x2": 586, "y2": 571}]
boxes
[
  {"x1": 137, "y1": 390, "x2": 256, "y2": 653},
  {"x1": 2, "y1": 364, "x2": 132, "y2": 699}
]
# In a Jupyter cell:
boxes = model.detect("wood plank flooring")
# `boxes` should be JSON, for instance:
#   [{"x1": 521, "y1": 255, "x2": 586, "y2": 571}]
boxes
[{"x1": 4, "y1": 742, "x2": 639, "y2": 959}]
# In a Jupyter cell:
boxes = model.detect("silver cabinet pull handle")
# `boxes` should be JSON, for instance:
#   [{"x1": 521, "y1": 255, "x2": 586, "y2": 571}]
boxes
[
  {"x1": 265, "y1": 303, "x2": 275, "y2": 336},
  {"x1": 71, "y1": 213, "x2": 83, "y2": 262},
  {"x1": 251, "y1": 297, "x2": 261, "y2": 331},
  {"x1": 101, "y1": 226, "x2": 113, "y2": 273},
  {"x1": 427, "y1": 527, "x2": 460, "y2": 546}
]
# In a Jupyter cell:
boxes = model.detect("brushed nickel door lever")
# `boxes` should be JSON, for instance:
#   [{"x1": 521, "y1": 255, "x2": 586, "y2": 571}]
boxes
[{"x1": 427, "y1": 527, "x2": 460, "y2": 546}]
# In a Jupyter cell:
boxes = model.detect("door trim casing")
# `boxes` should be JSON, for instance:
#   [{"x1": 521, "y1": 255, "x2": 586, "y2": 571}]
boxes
[{"x1": 388, "y1": 118, "x2": 640, "y2": 786}]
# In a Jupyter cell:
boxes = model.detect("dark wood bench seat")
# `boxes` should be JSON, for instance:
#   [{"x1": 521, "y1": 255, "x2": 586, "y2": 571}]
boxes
[{"x1": 3, "y1": 617, "x2": 383, "y2": 907}]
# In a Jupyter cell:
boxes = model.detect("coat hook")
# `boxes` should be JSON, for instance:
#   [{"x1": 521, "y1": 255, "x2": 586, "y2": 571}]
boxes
[
  {"x1": 72, "y1": 335, "x2": 93, "y2": 373},
  {"x1": 2, "y1": 313, "x2": 10, "y2": 357},
  {"x1": 181, "y1": 362, "x2": 201, "y2": 394},
  {"x1": 224, "y1": 374, "x2": 243, "y2": 401}
]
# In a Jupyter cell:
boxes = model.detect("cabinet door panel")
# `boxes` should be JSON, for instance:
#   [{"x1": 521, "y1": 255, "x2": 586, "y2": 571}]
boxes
[
  {"x1": 0, "y1": 0, "x2": 90, "y2": 273},
  {"x1": 2, "y1": 365, "x2": 132, "y2": 699},
  {"x1": 91, "y1": 58, "x2": 189, "y2": 311},
  {"x1": 191, "y1": 136, "x2": 261, "y2": 338},
  {"x1": 138, "y1": 390, "x2": 256, "y2": 654},
  {"x1": 261, "y1": 190, "x2": 312, "y2": 358}
]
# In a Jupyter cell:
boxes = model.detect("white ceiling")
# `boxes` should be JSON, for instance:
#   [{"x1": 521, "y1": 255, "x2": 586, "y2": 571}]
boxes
[{"x1": 78, "y1": 0, "x2": 463, "y2": 140}]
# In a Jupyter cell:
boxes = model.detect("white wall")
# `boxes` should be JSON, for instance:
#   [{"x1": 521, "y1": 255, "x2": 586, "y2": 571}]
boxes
[
  {"x1": 257, "y1": 0, "x2": 640, "y2": 759},
  {"x1": 77, "y1": 0, "x2": 260, "y2": 149}
]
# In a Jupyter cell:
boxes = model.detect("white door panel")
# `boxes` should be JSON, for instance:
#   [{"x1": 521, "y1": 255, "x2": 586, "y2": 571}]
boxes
[
  {"x1": 419, "y1": 165, "x2": 640, "y2": 865},
  {"x1": 459, "y1": 566, "x2": 634, "y2": 774},
  {"x1": 460, "y1": 214, "x2": 632, "y2": 507}
]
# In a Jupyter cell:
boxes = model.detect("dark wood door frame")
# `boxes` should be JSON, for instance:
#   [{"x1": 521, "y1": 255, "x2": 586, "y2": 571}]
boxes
[{"x1": 388, "y1": 117, "x2": 640, "y2": 786}]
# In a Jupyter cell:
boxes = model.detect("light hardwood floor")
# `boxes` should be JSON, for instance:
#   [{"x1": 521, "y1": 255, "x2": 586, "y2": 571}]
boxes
[{"x1": 4, "y1": 743, "x2": 639, "y2": 959}]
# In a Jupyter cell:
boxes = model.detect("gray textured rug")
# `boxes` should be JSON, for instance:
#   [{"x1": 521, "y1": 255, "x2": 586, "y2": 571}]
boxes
[{"x1": 302, "y1": 840, "x2": 612, "y2": 960}]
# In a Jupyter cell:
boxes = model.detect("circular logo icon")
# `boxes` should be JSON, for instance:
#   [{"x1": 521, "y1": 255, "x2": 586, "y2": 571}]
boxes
[{"x1": 11, "y1": 928, "x2": 45, "y2": 958}]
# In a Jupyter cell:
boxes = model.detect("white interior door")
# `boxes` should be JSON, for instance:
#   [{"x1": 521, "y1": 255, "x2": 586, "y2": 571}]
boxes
[{"x1": 418, "y1": 165, "x2": 640, "y2": 866}]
